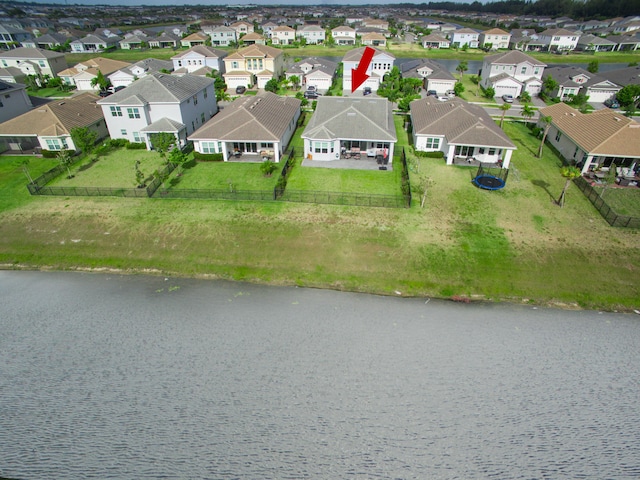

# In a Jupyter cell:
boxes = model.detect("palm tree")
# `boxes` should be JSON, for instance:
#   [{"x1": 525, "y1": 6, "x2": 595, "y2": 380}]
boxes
[
  {"x1": 456, "y1": 60, "x2": 468, "y2": 81},
  {"x1": 537, "y1": 115, "x2": 552, "y2": 158},
  {"x1": 499, "y1": 102, "x2": 511, "y2": 128},
  {"x1": 521, "y1": 103, "x2": 535, "y2": 126},
  {"x1": 557, "y1": 166, "x2": 582, "y2": 207}
]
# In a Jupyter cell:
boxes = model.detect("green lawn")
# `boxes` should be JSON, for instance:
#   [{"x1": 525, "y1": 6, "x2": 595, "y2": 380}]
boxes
[
  {"x1": 595, "y1": 186, "x2": 640, "y2": 217},
  {"x1": 49, "y1": 149, "x2": 168, "y2": 188},
  {"x1": 169, "y1": 161, "x2": 281, "y2": 191},
  {"x1": 28, "y1": 88, "x2": 74, "y2": 98},
  {"x1": 0, "y1": 156, "x2": 58, "y2": 211}
]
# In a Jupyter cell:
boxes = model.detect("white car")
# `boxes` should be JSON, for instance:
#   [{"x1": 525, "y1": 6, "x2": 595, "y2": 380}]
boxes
[{"x1": 437, "y1": 96, "x2": 449, "y2": 102}]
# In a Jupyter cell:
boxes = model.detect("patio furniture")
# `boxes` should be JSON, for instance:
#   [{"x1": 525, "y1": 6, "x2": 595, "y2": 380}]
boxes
[{"x1": 351, "y1": 147, "x2": 360, "y2": 159}]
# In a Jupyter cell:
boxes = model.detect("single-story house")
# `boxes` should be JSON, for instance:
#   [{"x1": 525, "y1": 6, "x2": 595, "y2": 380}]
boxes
[
  {"x1": 0, "y1": 80, "x2": 33, "y2": 124},
  {"x1": 400, "y1": 59, "x2": 456, "y2": 94},
  {"x1": 189, "y1": 91, "x2": 301, "y2": 163},
  {"x1": 0, "y1": 93, "x2": 107, "y2": 155},
  {"x1": 58, "y1": 57, "x2": 131, "y2": 91},
  {"x1": 421, "y1": 33, "x2": 451, "y2": 49},
  {"x1": 538, "y1": 102, "x2": 640, "y2": 174},
  {"x1": 302, "y1": 97, "x2": 397, "y2": 163},
  {"x1": 108, "y1": 58, "x2": 173, "y2": 89},
  {"x1": 409, "y1": 97, "x2": 516, "y2": 167},
  {"x1": 543, "y1": 66, "x2": 621, "y2": 103}
]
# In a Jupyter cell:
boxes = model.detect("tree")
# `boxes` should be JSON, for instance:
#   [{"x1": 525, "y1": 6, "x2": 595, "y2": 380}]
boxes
[
  {"x1": 556, "y1": 166, "x2": 582, "y2": 207},
  {"x1": 57, "y1": 150, "x2": 73, "y2": 179},
  {"x1": 456, "y1": 60, "x2": 468, "y2": 81},
  {"x1": 537, "y1": 115, "x2": 552, "y2": 158},
  {"x1": 90, "y1": 70, "x2": 110, "y2": 92},
  {"x1": 587, "y1": 60, "x2": 599, "y2": 73},
  {"x1": 289, "y1": 75, "x2": 300, "y2": 90},
  {"x1": 519, "y1": 91, "x2": 531, "y2": 104},
  {"x1": 70, "y1": 127, "x2": 98, "y2": 157},
  {"x1": 499, "y1": 102, "x2": 511, "y2": 128},
  {"x1": 149, "y1": 132, "x2": 176, "y2": 162},
  {"x1": 260, "y1": 159, "x2": 278, "y2": 177},
  {"x1": 134, "y1": 160, "x2": 146, "y2": 188},
  {"x1": 521, "y1": 103, "x2": 535, "y2": 125},
  {"x1": 453, "y1": 81, "x2": 465, "y2": 96},
  {"x1": 483, "y1": 86, "x2": 495, "y2": 100},
  {"x1": 542, "y1": 75, "x2": 558, "y2": 98},
  {"x1": 264, "y1": 78, "x2": 279, "y2": 93},
  {"x1": 616, "y1": 84, "x2": 640, "y2": 107},
  {"x1": 168, "y1": 147, "x2": 189, "y2": 175},
  {"x1": 397, "y1": 94, "x2": 420, "y2": 112}
]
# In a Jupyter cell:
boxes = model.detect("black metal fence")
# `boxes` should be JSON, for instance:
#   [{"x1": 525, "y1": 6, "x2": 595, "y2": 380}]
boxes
[
  {"x1": 399, "y1": 148, "x2": 412, "y2": 207},
  {"x1": 154, "y1": 188, "x2": 275, "y2": 201},
  {"x1": 274, "y1": 148, "x2": 296, "y2": 200},
  {"x1": 280, "y1": 189, "x2": 409, "y2": 208},
  {"x1": 574, "y1": 176, "x2": 640, "y2": 228}
]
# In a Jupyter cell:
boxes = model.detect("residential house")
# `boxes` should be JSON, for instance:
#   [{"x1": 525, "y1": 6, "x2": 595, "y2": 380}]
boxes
[
  {"x1": 331, "y1": 26, "x2": 357, "y2": 45},
  {"x1": 0, "y1": 93, "x2": 107, "y2": 155},
  {"x1": 362, "y1": 18, "x2": 389, "y2": 31},
  {"x1": 480, "y1": 50, "x2": 546, "y2": 98},
  {"x1": 576, "y1": 34, "x2": 617, "y2": 52},
  {"x1": 537, "y1": 28, "x2": 581, "y2": 52},
  {"x1": 0, "y1": 25, "x2": 32, "y2": 49},
  {"x1": 342, "y1": 46, "x2": 395, "y2": 93},
  {"x1": 285, "y1": 57, "x2": 337, "y2": 93},
  {"x1": 538, "y1": 102, "x2": 640, "y2": 174},
  {"x1": 0, "y1": 80, "x2": 32, "y2": 124},
  {"x1": 207, "y1": 26, "x2": 237, "y2": 47},
  {"x1": 606, "y1": 33, "x2": 640, "y2": 51},
  {"x1": 70, "y1": 34, "x2": 119, "y2": 53},
  {"x1": 509, "y1": 29, "x2": 545, "y2": 51},
  {"x1": 302, "y1": 97, "x2": 397, "y2": 163},
  {"x1": 409, "y1": 97, "x2": 516, "y2": 167},
  {"x1": 261, "y1": 22, "x2": 279, "y2": 38},
  {"x1": 296, "y1": 25, "x2": 325, "y2": 45},
  {"x1": 240, "y1": 32, "x2": 266, "y2": 45},
  {"x1": 21, "y1": 33, "x2": 70, "y2": 50},
  {"x1": 108, "y1": 58, "x2": 173, "y2": 89},
  {"x1": 97, "y1": 72, "x2": 217, "y2": 150},
  {"x1": 422, "y1": 33, "x2": 450, "y2": 49},
  {"x1": 148, "y1": 32, "x2": 181, "y2": 49},
  {"x1": 180, "y1": 32, "x2": 208, "y2": 48},
  {"x1": 599, "y1": 65, "x2": 640, "y2": 89},
  {"x1": 478, "y1": 28, "x2": 511, "y2": 50},
  {"x1": 230, "y1": 21, "x2": 254, "y2": 37},
  {"x1": 400, "y1": 59, "x2": 455, "y2": 94},
  {"x1": 543, "y1": 66, "x2": 621, "y2": 103},
  {"x1": 451, "y1": 28, "x2": 480, "y2": 48},
  {"x1": 223, "y1": 44, "x2": 284, "y2": 89},
  {"x1": 119, "y1": 34, "x2": 148, "y2": 50},
  {"x1": 189, "y1": 91, "x2": 300, "y2": 163},
  {"x1": 58, "y1": 57, "x2": 131, "y2": 91},
  {"x1": 0, "y1": 47, "x2": 67, "y2": 80},
  {"x1": 0, "y1": 67, "x2": 26, "y2": 84},
  {"x1": 272, "y1": 26, "x2": 296, "y2": 45},
  {"x1": 171, "y1": 46, "x2": 227, "y2": 75},
  {"x1": 361, "y1": 32, "x2": 387, "y2": 47}
]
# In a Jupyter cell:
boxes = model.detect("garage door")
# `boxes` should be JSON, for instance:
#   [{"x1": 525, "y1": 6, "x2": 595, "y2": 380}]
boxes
[
  {"x1": 428, "y1": 80, "x2": 454, "y2": 94},
  {"x1": 224, "y1": 76, "x2": 250, "y2": 89},
  {"x1": 494, "y1": 85, "x2": 519, "y2": 98},
  {"x1": 588, "y1": 89, "x2": 616, "y2": 103}
]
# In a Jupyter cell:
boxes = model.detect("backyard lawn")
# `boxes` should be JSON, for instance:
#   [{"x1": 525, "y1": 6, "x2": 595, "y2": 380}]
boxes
[
  {"x1": 168, "y1": 160, "x2": 281, "y2": 191},
  {"x1": 49, "y1": 149, "x2": 168, "y2": 188},
  {"x1": 594, "y1": 186, "x2": 640, "y2": 217}
]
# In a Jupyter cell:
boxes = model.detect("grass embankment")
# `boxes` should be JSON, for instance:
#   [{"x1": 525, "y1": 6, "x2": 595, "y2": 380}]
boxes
[{"x1": 0, "y1": 121, "x2": 639, "y2": 311}]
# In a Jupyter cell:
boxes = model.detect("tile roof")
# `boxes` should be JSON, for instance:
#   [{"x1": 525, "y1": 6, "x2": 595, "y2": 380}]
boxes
[
  {"x1": 343, "y1": 46, "x2": 395, "y2": 62},
  {"x1": 484, "y1": 50, "x2": 547, "y2": 66},
  {"x1": 0, "y1": 93, "x2": 103, "y2": 137},
  {"x1": 226, "y1": 44, "x2": 282, "y2": 59},
  {"x1": 171, "y1": 45, "x2": 227, "y2": 60},
  {"x1": 539, "y1": 102, "x2": 640, "y2": 157},
  {"x1": 410, "y1": 98, "x2": 516, "y2": 149},
  {"x1": 302, "y1": 97, "x2": 396, "y2": 142},
  {"x1": 0, "y1": 47, "x2": 65, "y2": 59},
  {"x1": 189, "y1": 91, "x2": 300, "y2": 142}
]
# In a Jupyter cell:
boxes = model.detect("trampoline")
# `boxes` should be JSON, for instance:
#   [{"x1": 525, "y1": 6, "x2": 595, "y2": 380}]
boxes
[{"x1": 472, "y1": 164, "x2": 508, "y2": 190}]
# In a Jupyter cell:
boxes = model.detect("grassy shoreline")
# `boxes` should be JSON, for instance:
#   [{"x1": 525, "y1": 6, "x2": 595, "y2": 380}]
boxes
[{"x1": 1, "y1": 120, "x2": 639, "y2": 312}]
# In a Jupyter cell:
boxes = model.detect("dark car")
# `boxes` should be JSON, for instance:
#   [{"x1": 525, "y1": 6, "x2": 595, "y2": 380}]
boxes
[
  {"x1": 98, "y1": 90, "x2": 111, "y2": 97},
  {"x1": 604, "y1": 98, "x2": 620, "y2": 109},
  {"x1": 426, "y1": 90, "x2": 437, "y2": 97},
  {"x1": 363, "y1": 86, "x2": 372, "y2": 96},
  {"x1": 304, "y1": 91, "x2": 319, "y2": 99},
  {"x1": 235, "y1": 85, "x2": 246, "y2": 94}
]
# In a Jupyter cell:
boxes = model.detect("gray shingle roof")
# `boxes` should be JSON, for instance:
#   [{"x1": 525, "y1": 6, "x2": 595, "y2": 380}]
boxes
[
  {"x1": 484, "y1": 50, "x2": 547, "y2": 67},
  {"x1": 302, "y1": 97, "x2": 396, "y2": 142},
  {"x1": 0, "y1": 46, "x2": 64, "y2": 59}
]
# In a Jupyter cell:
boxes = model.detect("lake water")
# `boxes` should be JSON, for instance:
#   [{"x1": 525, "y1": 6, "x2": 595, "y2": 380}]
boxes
[{"x1": 1, "y1": 271, "x2": 639, "y2": 479}]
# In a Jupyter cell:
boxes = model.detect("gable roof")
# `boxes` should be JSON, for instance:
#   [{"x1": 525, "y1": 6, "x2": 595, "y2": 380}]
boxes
[
  {"x1": 0, "y1": 93, "x2": 103, "y2": 137},
  {"x1": 539, "y1": 102, "x2": 640, "y2": 157},
  {"x1": 75, "y1": 57, "x2": 131, "y2": 75},
  {"x1": 482, "y1": 28, "x2": 510, "y2": 36},
  {"x1": 0, "y1": 46, "x2": 64, "y2": 60},
  {"x1": 302, "y1": 97, "x2": 396, "y2": 142},
  {"x1": 97, "y1": 72, "x2": 214, "y2": 105},
  {"x1": 484, "y1": 50, "x2": 547, "y2": 67},
  {"x1": 410, "y1": 97, "x2": 516, "y2": 149},
  {"x1": 544, "y1": 65, "x2": 621, "y2": 89},
  {"x1": 343, "y1": 46, "x2": 395, "y2": 62},
  {"x1": 226, "y1": 44, "x2": 282, "y2": 60},
  {"x1": 599, "y1": 65, "x2": 640, "y2": 86},
  {"x1": 171, "y1": 45, "x2": 227, "y2": 60},
  {"x1": 189, "y1": 91, "x2": 300, "y2": 142}
]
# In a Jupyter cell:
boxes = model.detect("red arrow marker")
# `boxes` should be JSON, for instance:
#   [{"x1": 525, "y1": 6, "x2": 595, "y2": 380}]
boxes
[{"x1": 351, "y1": 46, "x2": 376, "y2": 93}]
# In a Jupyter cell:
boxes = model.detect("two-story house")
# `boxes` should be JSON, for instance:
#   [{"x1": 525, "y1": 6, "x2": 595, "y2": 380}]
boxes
[
  {"x1": 108, "y1": 58, "x2": 173, "y2": 90},
  {"x1": 230, "y1": 21, "x2": 254, "y2": 37},
  {"x1": 451, "y1": 28, "x2": 480, "y2": 48},
  {"x1": 206, "y1": 26, "x2": 237, "y2": 47},
  {"x1": 296, "y1": 25, "x2": 325, "y2": 45},
  {"x1": 331, "y1": 26, "x2": 357, "y2": 45},
  {"x1": 0, "y1": 80, "x2": 33, "y2": 124},
  {"x1": 342, "y1": 46, "x2": 395, "y2": 93},
  {"x1": 0, "y1": 47, "x2": 67, "y2": 81},
  {"x1": 97, "y1": 73, "x2": 218, "y2": 150},
  {"x1": 271, "y1": 26, "x2": 296, "y2": 45},
  {"x1": 401, "y1": 59, "x2": 456, "y2": 94},
  {"x1": 480, "y1": 50, "x2": 547, "y2": 98},
  {"x1": 223, "y1": 44, "x2": 284, "y2": 90},
  {"x1": 171, "y1": 46, "x2": 227, "y2": 75},
  {"x1": 0, "y1": 25, "x2": 33, "y2": 49},
  {"x1": 538, "y1": 28, "x2": 581, "y2": 52},
  {"x1": 21, "y1": 33, "x2": 70, "y2": 50},
  {"x1": 478, "y1": 28, "x2": 511, "y2": 50}
]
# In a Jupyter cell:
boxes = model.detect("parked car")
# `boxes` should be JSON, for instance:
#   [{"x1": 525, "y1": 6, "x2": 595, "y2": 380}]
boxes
[
  {"x1": 235, "y1": 85, "x2": 246, "y2": 94},
  {"x1": 437, "y1": 96, "x2": 449, "y2": 102},
  {"x1": 304, "y1": 91, "x2": 319, "y2": 99},
  {"x1": 426, "y1": 90, "x2": 437, "y2": 97},
  {"x1": 306, "y1": 85, "x2": 317, "y2": 93},
  {"x1": 604, "y1": 98, "x2": 620, "y2": 109},
  {"x1": 446, "y1": 90, "x2": 456, "y2": 98},
  {"x1": 363, "y1": 86, "x2": 372, "y2": 96},
  {"x1": 502, "y1": 94, "x2": 514, "y2": 103},
  {"x1": 98, "y1": 90, "x2": 111, "y2": 97}
]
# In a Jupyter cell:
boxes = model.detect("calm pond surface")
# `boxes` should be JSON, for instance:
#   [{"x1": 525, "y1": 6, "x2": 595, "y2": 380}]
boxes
[{"x1": 1, "y1": 271, "x2": 639, "y2": 479}]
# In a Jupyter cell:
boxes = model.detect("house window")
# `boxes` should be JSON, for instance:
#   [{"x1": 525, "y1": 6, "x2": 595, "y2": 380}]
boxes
[
  {"x1": 203, "y1": 88, "x2": 208, "y2": 99},
  {"x1": 177, "y1": 60, "x2": 182, "y2": 67},
  {"x1": 520, "y1": 66, "x2": 527, "y2": 74},
  {"x1": 193, "y1": 95, "x2": 198, "y2": 105},
  {"x1": 425, "y1": 138, "x2": 440, "y2": 149},
  {"x1": 314, "y1": 142, "x2": 329, "y2": 153},
  {"x1": 260, "y1": 142, "x2": 273, "y2": 148},
  {"x1": 534, "y1": 67, "x2": 540, "y2": 75},
  {"x1": 45, "y1": 139, "x2": 61, "y2": 150},
  {"x1": 488, "y1": 148, "x2": 496, "y2": 155},
  {"x1": 553, "y1": 36, "x2": 560, "y2": 41},
  {"x1": 574, "y1": 146, "x2": 580, "y2": 158},
  {"x1": 201, "y1": 113, "x2": 205, "y2": 124},
  {"x1": 110, "y1": 106, "x2": 122, "y2": 117},
  {"x1": 127, "y1": 107, "x2": 140, "y2": 119},
  {"x1": 38, "y1": 60, "x2": 46, "y2": 67},
  {"x1": 121, "y1": 129, "x2": 127, "y2": 136},
  {"x1": 201, "y1": 141, "x2": 216, "y2": 153},
  {"x1": 555, "y1": 131, "x2": 562, "y2": 142},
  {"x1": 232, "y1": 61, "x2": 239, "y2": 69},
  {"x1": 133, "y1": 132, "x2": 142, "y2": 142}
]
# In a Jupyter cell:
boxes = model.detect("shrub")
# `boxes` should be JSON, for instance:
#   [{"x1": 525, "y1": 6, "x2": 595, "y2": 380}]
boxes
[
  {"x1": 41, "y1": 149, "x2": 62, "y2": 158},
  {"x1": 126, "y1": 142, "x2": 147, "y2": 150},
  {"x1": 194, "y1": 152, "x2": 224, "y2": 162},
  {"x1": 415, "y1": 150, "x2": 445, "y2": 158},
  {"x1": 107, "y1": 138, "x2": 130, "y2": 148}
]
